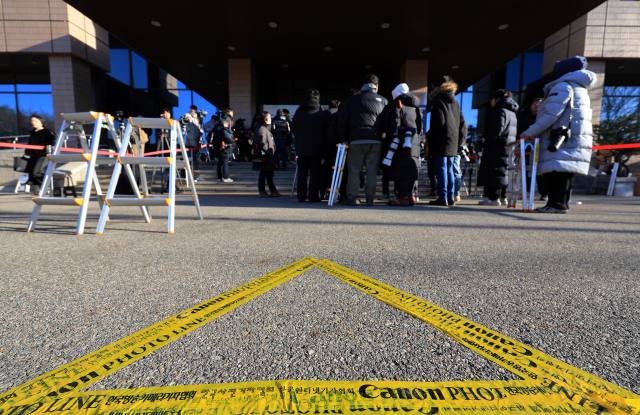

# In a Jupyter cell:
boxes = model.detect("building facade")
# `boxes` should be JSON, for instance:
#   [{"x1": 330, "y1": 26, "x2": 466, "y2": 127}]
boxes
[{"x1": 474, "y1": 0, "x2": 640, "y2": 134}]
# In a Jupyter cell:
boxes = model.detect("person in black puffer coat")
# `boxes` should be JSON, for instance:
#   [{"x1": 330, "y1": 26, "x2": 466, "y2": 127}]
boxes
[
  {"x1": 478, "y1": 89, "x2": 519, "y2": 206},
  {"x1": 321, "y1": 100, "x2": 341, "y2": 200},
  {"x1": 384, "y1": 84, "x2": 423, "y2": 206},
  {"x1": 25, "y1": 114, "x2": 56, "y2": 193},
  {"x1": 293, "y1": 89, "x2": 328, "y2": 202},
  {"x1": 338, "y1": 74, "x2": 389, "y2": 206},
  {"x1": 213, "y1": 116, "x2": 235, "y2": 182},
  {"x1": 252, "y1": 112, "x2": 281, "y2": 197}
]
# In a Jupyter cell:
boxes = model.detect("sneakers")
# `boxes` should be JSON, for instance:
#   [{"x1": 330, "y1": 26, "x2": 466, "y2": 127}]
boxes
[
  {"x1": 389, "y1": 197, "x2": 410, "y2": 206},
  {"x1": 259, "y1": 191, "x2": 270, "y2": 198},
  {"x1": 500, "y1": 198, "x2": 508, "y2": 205},
  {"x1": 447, "y1": 199, "x2": 455, "y2": 206},
  {"x1": 217, "y1": 179, "x2": 223, "y2": 182},
  {"x1": 409, "y1": 195, "x2": 417, "y2": 206},
  {"x1": 378, "y1": 194, "x2": 390, "y2": 200},
  {"x1": 539, "y1": 195, "x2": 548, "y2": 201},
  {"x1": 478, "y1": 198, "x2": 500, "y2": 206},
  {"x1": 345, "y1": 199, "x2": 360, "y2": 206},
  {"x1": 270, "y1": 191, "x2": 282, "y2": 197},
  {"x1": 366, "y1": 198, "x2": 374, "y2": 206},
  {"x1": 454, "y1": 195, "x2": 461, "y2": 202},
  {"x1": 536, "y1": 206, "x2": 567, "y2": 214},
  {"x1": 222, "y1": 178, "x2": 234, "y2": 183},
  {"x1": 429, "y1": 199, "x2": 448, "y2": 206}
]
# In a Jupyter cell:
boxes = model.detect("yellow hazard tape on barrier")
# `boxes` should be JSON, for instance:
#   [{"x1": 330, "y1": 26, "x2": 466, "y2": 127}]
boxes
[
  {"x1": 315, "y1": 260, "x2": 639, "y2": 415},
  {"x1": 1, "y1": 258, "x2": 638, "y2": 415},
  {"x1": 3, "y1": 380, "x2": 615, "y2": 415},
  {"x1": 0, "y1": 258, "x2": 315, "y2": 410}
]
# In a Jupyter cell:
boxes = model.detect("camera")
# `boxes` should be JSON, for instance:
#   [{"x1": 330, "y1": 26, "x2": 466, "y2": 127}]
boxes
[
  {"x1": 115, "y1": 110, "x2": 125, "y2": 124},
  {"x1": 197, "y1": 109, "x2": 208, "y2": 120},
  {"x1": 180, "y1": 114, "x2": 191, "y2": 126},
  {"x1": 548, "y1": 126, "x2": 569, "y2": 152},
  {"x1": 460, "y1": 145, "x2": 471, "y2": 163}
]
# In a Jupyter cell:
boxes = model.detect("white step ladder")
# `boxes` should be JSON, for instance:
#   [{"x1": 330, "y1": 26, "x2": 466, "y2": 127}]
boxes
[
  {"x1": 27, "y1": 112, "x2": 123, "y2": 235},
  {"x1": 95, "y1": 117, "x2": 203, "y2": 234},
  {"x1": 589, "y1": 162, "x2": 618, "y2": 196},
  {"x1": 506, "y1": 138, "x2": 539, "y2": 212},
  {"x1": 328, "y1": 144, "x2": 347, "y2": 206}
]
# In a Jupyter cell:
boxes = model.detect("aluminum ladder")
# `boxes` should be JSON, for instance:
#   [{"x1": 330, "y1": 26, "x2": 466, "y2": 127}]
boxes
[
  {"x1": 27, "y1": 112, "x2": 124, "y2": 235},
  {"x1": 506, "y1": 138, "x2": 539, "y2": 212},
  {"x1": 328, "y1": 144, "x2": 347, "y2": 206},
  {"x1": 589, "y1": 162, "x2": 618, "y2": 196},
  {"x1": 95, "y1": 117, "x2": 203, "y2": 234}
]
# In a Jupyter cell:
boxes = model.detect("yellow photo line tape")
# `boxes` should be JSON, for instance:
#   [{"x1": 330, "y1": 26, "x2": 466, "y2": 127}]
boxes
[
  {"x1": 6, "y1": 379, "x2": 613, "y2": 415},
  {"x1": 2, "y1": 259, "x2": 638, "y2": 415},
  {"x1": 315, "y1": 260, "x2": 639, "y2": 415},
  {"x1": 0, "y1": 258, "x2": 316, "y2": 410}
]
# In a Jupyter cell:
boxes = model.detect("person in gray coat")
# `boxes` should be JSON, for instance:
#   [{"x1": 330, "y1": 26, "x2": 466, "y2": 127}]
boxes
[{"x1": 521, "y1": 56, "x2": 597, "y2": 214}]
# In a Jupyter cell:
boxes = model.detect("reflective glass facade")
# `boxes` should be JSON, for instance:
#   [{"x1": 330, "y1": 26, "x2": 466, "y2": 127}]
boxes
[{"x1": 0, "y1": 83, "x2": 54, "y2": 137}]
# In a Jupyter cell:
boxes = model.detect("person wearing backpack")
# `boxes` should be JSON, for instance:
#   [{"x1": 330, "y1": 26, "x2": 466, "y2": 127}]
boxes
[
  {"x1": 271, "y1": 109, "x2": 291, "y2": 170},
  {"x1": 521, "y1": 56, "x2": 596, "y2": 214},
  {"x1": 384, "y1": 84, "x2": 423, "y2": 206}
]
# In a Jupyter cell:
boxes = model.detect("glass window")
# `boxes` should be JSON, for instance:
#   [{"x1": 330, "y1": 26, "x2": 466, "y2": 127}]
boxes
[
  {"x1": 107, "y1": 49, "x2": 131, "y2": 86},
  {"x1": 132, "y1": 51, "x2": 148, "y2": 89},
  {"x1": 17, "y1": 93, "x2": 54, "y2": 134},
  {"x1": 522, "y1": 53, "x2": 544, "y2": 86},
  {"x1": 17, "y1": 84, "x2": 52, "y2": 92},
  {"x1": 173, "y1": 90, "x2": 193, "y2": 119},
  {"x1": 0, "y1": 85, "x2": 15, "y2": 92},
  {"x1": 0, "y1": 94, "x2": 19, "y2": 136},
  {"x1": 176, "y1": 80, "x2": 186, "y2": 89},
  {"x1": 192, "y1": 91, "x2": 219, "y2": 116},
  {"x1": 460, "y1": 90, "x2": 478, "y2": 127},
  {"x1": 506, "y1": 57, "x2": 521, "y2": 92}
]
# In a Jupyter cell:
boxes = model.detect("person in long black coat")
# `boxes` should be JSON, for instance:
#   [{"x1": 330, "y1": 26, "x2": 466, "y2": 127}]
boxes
[
  {"x1": 478, "y1": 90, "x2": 519, "y2": 206},
  {"x1": 252, "y1": 112, "x2": 281, "y2": 197},
  {"x1": 25, "y1": 115, "x2": 56, "y2": 193},
  {"x1": 293, "y1": 90, "x2": 328, "y2": 202},
  {"x1": 385, "y1": 87, "x2": 423, "y2": 206}
]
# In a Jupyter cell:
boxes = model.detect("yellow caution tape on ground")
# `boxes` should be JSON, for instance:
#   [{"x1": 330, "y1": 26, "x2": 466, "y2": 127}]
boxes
[
  {"x1": 0, "y1": 259, "x2": 316, "y2": 410},
  {"x1": 315, "y1": 260, "x2": 639, "y2": 415},
  {"x1": 3, "y1": 380, "x2": 615, "y2": 415},
  {"x1": 2, "y1": 259, "x2": 638, "y2": 415}
]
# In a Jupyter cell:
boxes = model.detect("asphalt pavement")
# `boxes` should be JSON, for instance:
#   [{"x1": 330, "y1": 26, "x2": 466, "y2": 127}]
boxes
[{"x1": 0, "y1": 192, "x2": 638, "y2": 394}]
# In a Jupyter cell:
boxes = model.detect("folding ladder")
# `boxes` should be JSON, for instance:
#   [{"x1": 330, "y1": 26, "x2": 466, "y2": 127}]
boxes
[
  {"x1": 506, "y1": 138, "x2": 539, "y2": 212},
  {"x1": 27, "y1": 112, "x2": 123, "y2": 235},
  {"x1": 328, "y1": 144, "x2": 347, "y2": 206},
  {"x1": 589, "y1": 162, "x2": 618, "y2": 196},
  {"x1": 95, "y1": 117, "x2": 203, "y2": 234}
]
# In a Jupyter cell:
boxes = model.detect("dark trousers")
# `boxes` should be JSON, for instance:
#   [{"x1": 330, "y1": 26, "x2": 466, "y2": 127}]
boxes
[
  {"x1": 544, "y1": 172, "x2": 574, "y2": 210},
  {"x1": 427, "y1": 158, "x2": 438, "y2": 195},
  {"x1": 484, "y1": 186, "x2": 507, "y2": 200},
  {"x1": 189, "y1": 147, "x2": 199, "y2": 171},
  {"x1": 259, "y1": 171, "x2": 277, "y2": 192},
  {"x1": 537, "y1": 175, "x2": 548, "y2": 197},
  {"x1": 297, "y1": 156, "x2": 323, "y2": 202},
  {"x1": 395, "y1": 181, "x2": 414, "y2": 198},
  {"x1": 217, "y1": 157, "x2": 229, "y2": 179},
  {"x1": 381, "y1": 166, "x2": 391, "y2": 195},
  {"x1": 275, "y1": 140, "x2": 288, "y2": 169}
]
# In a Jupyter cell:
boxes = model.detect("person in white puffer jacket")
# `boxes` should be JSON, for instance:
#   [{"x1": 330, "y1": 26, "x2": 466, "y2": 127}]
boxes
[{"x1": 521, "y1": 56, "x2": 597, "y2": 214}]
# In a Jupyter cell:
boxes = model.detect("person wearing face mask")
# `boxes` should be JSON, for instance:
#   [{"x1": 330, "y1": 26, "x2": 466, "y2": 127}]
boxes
[
  {"x1": 252, "y1": 111, "x2": 281, "y2": 198},
  {"x1": 24, "y1": 114, "x2": 56, "y2": 194}
]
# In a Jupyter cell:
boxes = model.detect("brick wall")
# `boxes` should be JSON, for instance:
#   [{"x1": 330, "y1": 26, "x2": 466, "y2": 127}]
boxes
[
  {"x1": 0, "y1": 0, "x2": 110, "y2": 71},
  {"x1": 49, "y1": 55, "x2": 92, "y2": 130},
  {"x1": 229, "y1": 59, "x2": 256, "y2": 122}
]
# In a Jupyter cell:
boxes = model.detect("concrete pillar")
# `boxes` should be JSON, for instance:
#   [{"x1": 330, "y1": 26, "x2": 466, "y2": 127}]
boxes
[
  {"x1": 228, "y1": 59, "x2": 256, "y2": 123},
  {"x1": 399, "y1": 60, "x2": 429, "y2": 96},
  {"x1": 587, "y1": 60, "x2": 606, "y2": 125},
  {"x1": 49, "y1": 55, "x2": 93, "y2": 131}
]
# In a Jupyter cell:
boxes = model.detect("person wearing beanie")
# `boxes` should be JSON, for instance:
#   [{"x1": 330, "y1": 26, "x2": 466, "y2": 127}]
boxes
[
  {"x1": 426, "y1": 75, "x2": 468, "y2": 206},
  {"x1": 521, "y1": 56, "x2": 596, "y2": 214}
]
